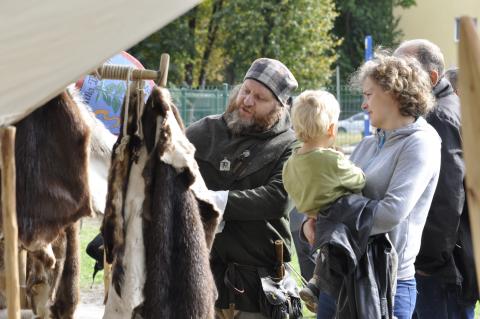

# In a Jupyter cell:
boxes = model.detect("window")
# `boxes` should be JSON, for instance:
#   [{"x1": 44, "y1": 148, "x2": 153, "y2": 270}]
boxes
[{"x1": 455, "y1": 17, "x2": 478, "y2": 42}]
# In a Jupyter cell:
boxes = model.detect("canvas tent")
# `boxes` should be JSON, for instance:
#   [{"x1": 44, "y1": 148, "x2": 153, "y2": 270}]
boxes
[
  {"x1": 0, "y1": 0, "x2": 200, "y2": 125},
  {"x1": 0, "y1": 2, "x2": 200, "y2": 317},
  {"x1": 2, "y1": 2, "x2": 480, "y2": 316}
]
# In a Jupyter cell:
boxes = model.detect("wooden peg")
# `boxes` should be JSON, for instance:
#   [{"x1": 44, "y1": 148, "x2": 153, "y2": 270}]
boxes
[
  {"x1": 157, "y1": 53, "x2": 170, "y2": 87},
  {"x1": 274, "y1": 240, "x2": 285, "y2": 280}
]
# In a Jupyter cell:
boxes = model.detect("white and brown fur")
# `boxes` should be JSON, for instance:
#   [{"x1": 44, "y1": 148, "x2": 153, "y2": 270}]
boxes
[{"x1": 102, "y1": 85, "x2": 219, "y2": 319}]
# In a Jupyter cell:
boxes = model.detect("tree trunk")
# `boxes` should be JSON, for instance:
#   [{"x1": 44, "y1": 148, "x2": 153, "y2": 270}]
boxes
[
  {"x1": 184, "y1": 8, "x2": 197, "y2": 87},
  {"x1": 198, "y1": 0, "x2": 224, "y2": 88},
  {"x1": 225, "y1": 62, "x2": 235, "y2": 85},
  {"x1": 260, "y1": 3, "x2": 276, "y2": 57}
]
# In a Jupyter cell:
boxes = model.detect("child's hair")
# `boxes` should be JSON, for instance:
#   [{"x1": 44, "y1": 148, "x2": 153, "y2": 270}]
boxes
[{"x1": 291, "y1": 90, "x2": 340, "y2": 142}]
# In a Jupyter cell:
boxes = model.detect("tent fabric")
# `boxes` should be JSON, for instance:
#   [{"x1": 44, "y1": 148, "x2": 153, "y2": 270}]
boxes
[{"x1": 0, "y1": 0, "x2": 199, "y2": 126}]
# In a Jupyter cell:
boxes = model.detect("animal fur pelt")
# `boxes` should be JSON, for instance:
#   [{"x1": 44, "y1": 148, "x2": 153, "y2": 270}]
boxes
[
  {"x1": 68, "y1": 85, "x2": 117, "y2": 215},
  {"x1": 7, "y1": 90, "x2": 93, "y2": 251},
  {"x1": 102, "y1": 85, "x2": 219, "y2": 319},
  {"x1": 0, "y1": 88, "x2": 101, "y2": 318},
  {"x1": 26, "y1": 221, "x2": 80, "y2": 319},
  {"x1": 0, "y1": 222, "x2": 80, "y2": 319},
  {"x1": 102, "y1": 81, "x2": 148, "y2": 317}
]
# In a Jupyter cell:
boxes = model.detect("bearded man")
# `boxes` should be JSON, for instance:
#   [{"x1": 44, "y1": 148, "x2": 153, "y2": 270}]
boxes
[{"x1": 187, "y1": 58, "x2": 298, "y2": 319}]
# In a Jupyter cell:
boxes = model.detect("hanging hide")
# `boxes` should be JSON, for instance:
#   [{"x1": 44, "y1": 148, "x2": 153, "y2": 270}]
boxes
[
  {"x1": 26, "y1": 221, "x2": 80, "y2": 319},
  {"x1": 102, "y1": 85, "x2": 219, "y2": 319},
  {"x1": 68, "y1": 86, "x2": 117, "y2": 216},
  {"x1": 0, "y1": 88, "x2": 101, "y2": 319},
  {"x1": 9, "y1": 91, "x2": 93, "y2": 250},
  {"x1": 102, "y1": 82, "x2": 146, "y2": 317}
]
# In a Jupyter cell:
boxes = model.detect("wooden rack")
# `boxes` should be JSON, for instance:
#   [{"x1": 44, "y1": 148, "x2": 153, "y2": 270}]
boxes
[{"x1": 94, "y1": 53, "x2": 170, "y2": 87}]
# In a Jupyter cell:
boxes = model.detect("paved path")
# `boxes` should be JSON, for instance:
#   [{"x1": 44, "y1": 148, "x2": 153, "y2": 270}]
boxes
[{"x1": 75, "y1": 284, "x2": 104, "y2": 319}]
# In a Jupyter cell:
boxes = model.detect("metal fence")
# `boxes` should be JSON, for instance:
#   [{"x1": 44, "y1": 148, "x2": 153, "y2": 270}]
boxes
[
  {"x1": 170, "y1": 84, "x2": 365, "y2": 147},
  {"x1": 170, "y1": 84, "x2": 230, "y2": 126}
]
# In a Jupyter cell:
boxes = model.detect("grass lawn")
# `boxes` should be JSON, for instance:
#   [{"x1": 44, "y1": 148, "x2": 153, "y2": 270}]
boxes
[
  {"x1": 79, "y1": 216, "x2": 104, "y2": 289},
  {"x1": 78, "y1": 216, "x2": 318, "y2": 316},
  {"x1": 81, "y1": 217, "x2": 480, "y2": 318},
  {"x1": 289, "y1": 249, "x2": 316, "y2": 318}
]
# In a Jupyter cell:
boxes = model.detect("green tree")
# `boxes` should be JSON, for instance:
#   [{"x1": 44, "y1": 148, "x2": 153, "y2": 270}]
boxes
[
  {"x1": 333, "y1": 0, "x2": 416, "y2": 81},
  {"x1": 220, "y1": 0, "x2": 340, "y2": 89},
  {"x1": 128, "y1": 8, "x2": 199, "y2": 86},
  {"x1": 129, "y1": 0, "x2": 339, "y2": 89}
]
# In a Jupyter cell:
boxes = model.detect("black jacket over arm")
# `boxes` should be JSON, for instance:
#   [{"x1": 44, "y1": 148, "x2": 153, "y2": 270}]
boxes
[{"x1": 314, "y1": 194, "x2": 396, "y2": 319}]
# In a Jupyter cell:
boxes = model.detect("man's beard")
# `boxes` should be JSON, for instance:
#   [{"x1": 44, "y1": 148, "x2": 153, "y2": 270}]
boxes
[{"x1": 224, "y1": 105, "x2": 283, "y2": 135}]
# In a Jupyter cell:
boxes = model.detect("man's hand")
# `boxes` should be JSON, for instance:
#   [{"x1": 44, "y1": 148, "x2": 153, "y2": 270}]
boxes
[{"x1": 302, "y1": 217, "x2": 316, "y2": 246}]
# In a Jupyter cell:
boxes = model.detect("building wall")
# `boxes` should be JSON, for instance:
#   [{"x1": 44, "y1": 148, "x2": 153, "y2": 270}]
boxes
[{"x1": 394, "y1": 0, "x2": 480, "y2": 69}]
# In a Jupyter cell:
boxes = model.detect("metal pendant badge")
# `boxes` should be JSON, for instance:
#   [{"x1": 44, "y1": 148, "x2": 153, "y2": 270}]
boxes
[{"x1": 219, "y1": 158, "x2": 231, "y2": 171}]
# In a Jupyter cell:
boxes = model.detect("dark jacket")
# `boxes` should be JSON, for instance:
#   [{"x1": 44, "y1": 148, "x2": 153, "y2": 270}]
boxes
[
  {"x1": 416, "y1": 78, "x2": 478, "y2": 301},
  {"x1": 454, "y1": 198, "x2": 479, "y2": 302},
  {"x1": 186, "y1": 111, "x2": 296, "y2": 312},
  {"x1": 314, "y1": 194, "x2": 395, "y2": 319}
]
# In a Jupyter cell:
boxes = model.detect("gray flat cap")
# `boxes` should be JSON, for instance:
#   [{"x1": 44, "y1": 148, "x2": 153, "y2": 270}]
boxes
[{"x1": 244, "y1": 58, "x2": 298, "y2": 106}]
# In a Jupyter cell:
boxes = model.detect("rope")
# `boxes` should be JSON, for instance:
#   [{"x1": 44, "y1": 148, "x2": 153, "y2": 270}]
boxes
[
  {"x1": 121, "y1": 67, "x2": 132, "y2": 138},
  {"x1": 135, "y1": 80, "x2": 145, "y2": 140},
  {"x1": 98, "y1": 64, "x2": 133, "y2": 81},
  {"x1": 113, "y1": 66, "x2": 134, "y2": 161},
  {"x1": 97, "y1": 64, "x2": 155, "y2": 82}
]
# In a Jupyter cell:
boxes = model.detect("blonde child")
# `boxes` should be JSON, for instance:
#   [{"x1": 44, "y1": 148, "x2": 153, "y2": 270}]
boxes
[{"x1": 282, "y1": 90, "x2": 366, "y2": 311}]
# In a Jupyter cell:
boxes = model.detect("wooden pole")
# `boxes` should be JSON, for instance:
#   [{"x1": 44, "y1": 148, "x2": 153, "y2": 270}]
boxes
[
  {"x1": 94, "y1": 67, "x2": 160, "y2": 81},
  {"x1": 458, "y1": 16, "x2": 480, "y2": 293},
  {"x1": 0, "y1": 126, "x2": 20, "y2": 319},
  {"x1": 274, "y1": 240, "x2": 285, "y2": 280},
  {"x1": 158, "y1": 53, "x2": 170, "y2": 87}
]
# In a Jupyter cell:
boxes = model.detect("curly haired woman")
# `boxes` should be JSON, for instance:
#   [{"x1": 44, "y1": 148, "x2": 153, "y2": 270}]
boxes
[
  {"x1": 349, "y1": 54, "x2": 441, "y2": 318},
  {"x1": 305, "y1": 54, "x2": 442, "y2": 319}
]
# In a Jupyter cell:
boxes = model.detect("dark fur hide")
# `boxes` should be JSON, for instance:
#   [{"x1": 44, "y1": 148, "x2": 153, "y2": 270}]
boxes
[
  {"x1": 141, "y1": 163, "x2": 216, "y2": 319},
  {"x1": 49, "y1": 222, "x2": 80, "y2": 319},
  {"x1": 12, "y1": 91, "x2": 92, "y2": 247},
  {"x1": 140, "y1": 87, "x2": 217, "y2": 318},
  {"x1": 26, "y1": 222, "x2": 80, "y2": 319},
  {"x1": 0, "y1": 91, "x2": 90, "y2": 317},
  {"x1": 142, "y1": 88, "x2": 219, "y2": 248},
  {"x1": 103, "y1": 86, "x2": 219, "y2": 318}
]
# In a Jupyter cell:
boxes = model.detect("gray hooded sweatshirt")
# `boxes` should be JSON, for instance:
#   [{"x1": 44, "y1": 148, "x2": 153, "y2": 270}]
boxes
[{"x1": 350, "y1": 117, "x2": 441, "y2": 280}]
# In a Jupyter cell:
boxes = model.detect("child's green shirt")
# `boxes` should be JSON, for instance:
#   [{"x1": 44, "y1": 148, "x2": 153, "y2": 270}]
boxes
[{"x1": 282, "y1": 147, "x2": 365, "y2": 217}]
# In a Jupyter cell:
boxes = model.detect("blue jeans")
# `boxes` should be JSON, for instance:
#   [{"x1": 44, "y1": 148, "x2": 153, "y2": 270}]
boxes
[
  {"x1": 316, "y1": 291, "x2": 336, "y2": 319},
  {"x1": 394, "y1": 279, "x2": 417, "y2": 319},
  {"x1": 415, "y1": 274, "x2": 475, "y2": 319},
  {"x1": 316, "y1": 279, "x2": 418, "y2": 319}
]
